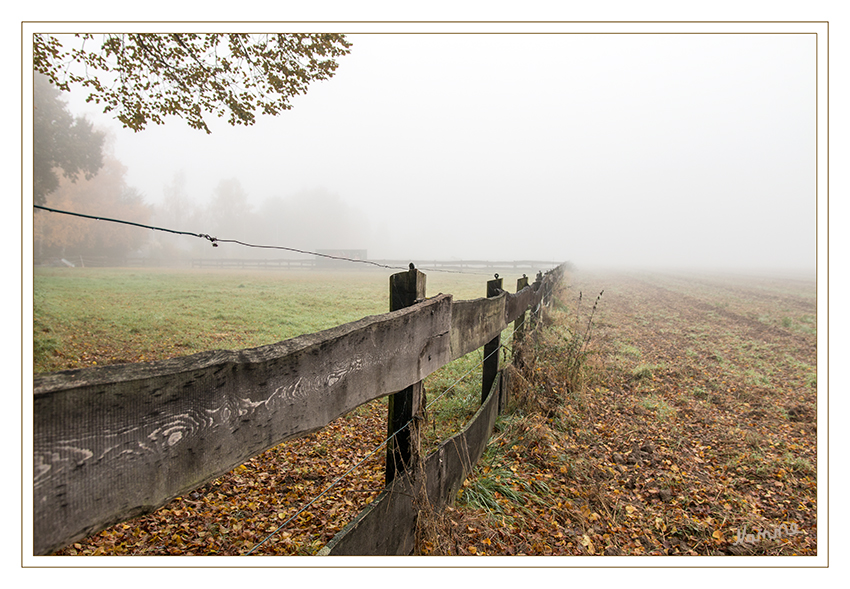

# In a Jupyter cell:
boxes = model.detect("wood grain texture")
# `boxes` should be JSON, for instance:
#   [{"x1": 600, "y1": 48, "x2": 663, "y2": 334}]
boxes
[
  {"x1": 448, "y1": 294, "x2": 507, "y2": 361},
  {"x1": 33, "y1": 294, "x2": 452, "y2": 555},
  {"x1": 504, "y1": 282, "x2": 541, "y2": 325}
]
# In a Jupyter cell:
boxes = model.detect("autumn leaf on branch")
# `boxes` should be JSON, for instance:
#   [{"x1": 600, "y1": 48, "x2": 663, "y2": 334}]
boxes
[{"x1": 33, "y1": 33, "x2": 353, "y2": 133}]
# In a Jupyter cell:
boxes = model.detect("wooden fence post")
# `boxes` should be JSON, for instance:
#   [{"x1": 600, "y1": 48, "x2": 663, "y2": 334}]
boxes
[
  {"x1": 386, "y1": 264, "x2": 427, "y2": 485},
  {"x1": 543, "y1": 271, "x2": 554, "y2": 308},
  {"x1": 530, "y1": 270, "x2": 544, "y2": 327},
  {"x1": 513, "y1": 274, "x2": 529, "y2": 370},
  {"x1": 482, "y1": 274, "x2": 503, "y2": 404}
]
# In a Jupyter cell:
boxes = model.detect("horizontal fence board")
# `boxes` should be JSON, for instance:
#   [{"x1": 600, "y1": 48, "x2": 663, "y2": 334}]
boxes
[
  {"x1": 504, "y1": 283, "x2": 542, "y2": 325},
  {"x1": 449, "y1": 294, "x2": 507, "y2": 361},
  {"x1": 33, "y1": 294, "x2": 453, "y2": 555},
  {"x1": 428, "y1": 369, "x2": 503, "y2": 508},
  {"x1": 320, "y1": 369, "x2": 503, "y2": 556}
]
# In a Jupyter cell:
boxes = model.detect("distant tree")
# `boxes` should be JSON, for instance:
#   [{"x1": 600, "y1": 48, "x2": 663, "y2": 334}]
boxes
[
  {"x1": 33, "y1": 73, "x2": 105, "y2": 205},
  {"x1": 148, "y1": 170, "x2": 202, "y2": 259},
  {"x1": 33, "y1": 33, "x2": 352, "y2": 134},
  {"x1": 34, "y1": 154, "x2": 152, "y2": 260},
  {"x1": 256, "y1": 188, "x2": 371, "y2": 253},
  {"x1": 157, "y1": 169, "x2": 195, "y2": 230},
  {"x1": 208, "y1": 178, "x2": 255, "y2": 250}
]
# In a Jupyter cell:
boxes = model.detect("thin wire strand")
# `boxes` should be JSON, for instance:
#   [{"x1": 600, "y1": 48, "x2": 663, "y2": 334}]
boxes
[
  {"x1": 244, "y1": 409, "x2": 416, "y2": 555},
  {"x1": 424, "y1": 353, "x2": 486, "y2": 412},
  {"x1": 34, "y1": 204, "x2": 206, "y2": 239},
  {"x1": 33, "y1": 205, "x2": 512, "y2": 276},
  {"x1": 423, "y1": 315, "x2": 535, "y2": 418}
]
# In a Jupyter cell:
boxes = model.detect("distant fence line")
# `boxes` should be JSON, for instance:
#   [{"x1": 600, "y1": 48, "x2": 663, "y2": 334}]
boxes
[
  {"x1": 191, "y1": 258, "x2": 562, "y2": 271},
  {"x1": 33, "y1": 263, "x2": 566, "y2": 555},
  {"x1": 34, "y1": 256, "x2": 564, "y2": 272}
]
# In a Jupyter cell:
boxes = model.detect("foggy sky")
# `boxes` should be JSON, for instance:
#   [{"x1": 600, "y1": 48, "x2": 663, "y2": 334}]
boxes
[{"x1": 53, "y1": 26, "x2": 818, "y2": 271}]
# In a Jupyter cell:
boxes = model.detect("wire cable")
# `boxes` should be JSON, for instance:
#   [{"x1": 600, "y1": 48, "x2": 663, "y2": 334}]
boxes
[
  {"x1": 34, "y1": 204, "x2": 211, "y2": 240},
  {"x1": 34, "y1": 204, "x2": 415, "y2": 271},
  {"x1": 244, "y1": 410, "x2": 416, "y2": 555},
  {"x1": 33, "y1": 205, "x2": 516, "y2": 276}
]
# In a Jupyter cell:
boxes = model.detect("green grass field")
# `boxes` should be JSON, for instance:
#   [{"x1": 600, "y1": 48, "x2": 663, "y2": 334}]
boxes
[
  {"x1": 33, "y1": 265, "x2": 524, "y2": 469},
  {"x1": 32, "y1": 266, "x2": 507, "y2": 374}
]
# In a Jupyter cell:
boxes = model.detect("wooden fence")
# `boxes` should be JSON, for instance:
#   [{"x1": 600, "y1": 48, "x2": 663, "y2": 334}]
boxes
[{"x1": 32, "y1": 263, "x2": 566, "y2": 555}]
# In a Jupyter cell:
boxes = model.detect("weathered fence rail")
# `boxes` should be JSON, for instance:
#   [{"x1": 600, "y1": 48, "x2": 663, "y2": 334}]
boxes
[
  {"x1": 33, "y1": 263, "x2": 566, "y2": 555},
  {"x1": 320, "y1": 362, "x2": 507, "y2": 555}
]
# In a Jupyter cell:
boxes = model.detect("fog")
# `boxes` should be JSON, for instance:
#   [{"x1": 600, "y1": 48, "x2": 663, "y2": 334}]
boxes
[{"x1": 48, "y1": 26, "x2": 819, "y2": 273}]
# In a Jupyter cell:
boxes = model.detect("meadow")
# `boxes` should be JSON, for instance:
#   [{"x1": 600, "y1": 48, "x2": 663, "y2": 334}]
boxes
[{"x1": 33, "y1": 266, "x2": 500, "y2": 373}]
